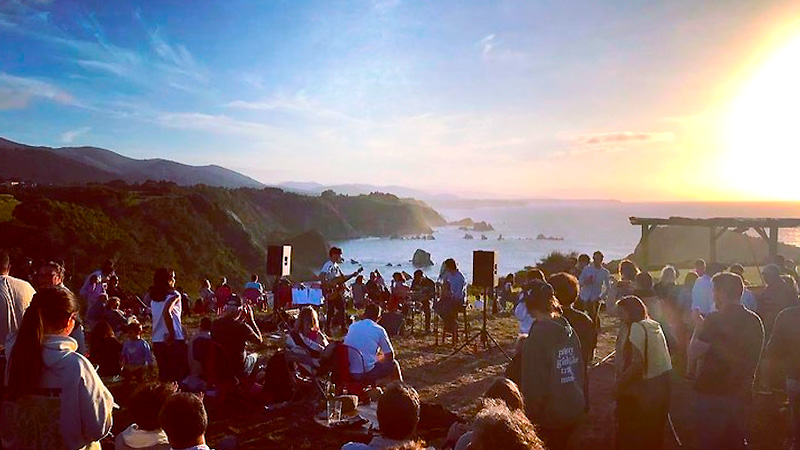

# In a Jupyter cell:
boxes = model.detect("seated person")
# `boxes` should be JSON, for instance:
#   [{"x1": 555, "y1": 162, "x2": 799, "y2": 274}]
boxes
[
  {"x1": 104, "y1": 296, "x2": 128, "y2": 333},
  {"x1": 469, "y1": 400, "x2": 543, "y2": 450},
  {"x1": 158, "y1": 393, "x2": 209, "y2": 450},
  {"x1": 86, "y1": 293, "x2": 109, "y2": 332},
  {"x1": 410, "y1": 270, "x2": 436, "y2": 332},
  {"x1": 89, "y1": 320, "x2": 122, "y2": 377},
  {"x1": 285, "y1": 306, "x2": 329, "y2": 374},
  {"x1": 343, "y1": 304, "x2": 402, "y2": 383},
  {"x1": 211, "y1": 303, "x2": 263, "y2": 376},
  {"x1": 121, "y1": 321, "x2": 154, "y2": 382},
  {"x1": 389, "y1": 272, "x2": 410, "y2": 313},
  {"x1": 446, "y1": 378, "x2": 526, "y2": 450},
  {"x1": 342, "y1": 383, "x2": 426, "y2": 450},
  {"x1": 115, "y1": 383, "x2": 177, "y2": 450}
]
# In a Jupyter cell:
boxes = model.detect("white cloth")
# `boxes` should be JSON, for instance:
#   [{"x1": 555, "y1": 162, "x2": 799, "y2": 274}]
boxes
[
  {"x1": 320, "y1": 260, "x2": 344, "y2": 284},
  {"x1": 691, "y1": 275, "x2": 716, "y2": 315},
  {"x1": 115, "y1": 424, "x2": 169, "y2": 449},
  {"x1": 149, "y1": 293, "x2": 184, "y2": 343},
  {"x1": 579, "y1": 265, "x2": 610, "y2": 302},
  {"x1": 343, "y1": 319, "x2": 393, "y2": 374},
  {"x1": 1, "y1": 335, "x2": 114, "y2": 450},
  {"x1": 515, "y1": 300, "x2": 533, "y2": 335},
  {"x1": 0, "y1": 274, "x2": 35, "y2": 347}
]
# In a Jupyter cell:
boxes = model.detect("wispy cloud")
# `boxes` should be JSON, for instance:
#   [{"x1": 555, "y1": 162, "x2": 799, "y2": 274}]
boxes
[
  {"x1": 61, "y1": 126, "x2": 91, "y2": 143},
  {"x1": 572, "y1": 131, "x2": 675, "y2": 146},
  {"x1": 157, "y1": 112, "x2": 277, "y2": 136},
  {"x1": 0, "y1": 72, "x2": 74, "y2": 109},
  {"x1": 554, "y1": 131, "x2": 675, "y2": 157},
  {"x1": 478, "y1": 34, "x2": 497, "y2": 56},
  {"x1": 372, "y1": 0, "x2": 401, "y2": 13},
  {"x1": 147, "y1": 28, "x2": 206, "y2": 82},
  {"x1": 225, "y1": 92, "x2": 361, "y2": 123}
]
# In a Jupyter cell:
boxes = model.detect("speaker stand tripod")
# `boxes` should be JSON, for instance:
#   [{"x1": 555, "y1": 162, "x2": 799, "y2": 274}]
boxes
[{"x1": 442, "y1": 287, "x2": 512, "y2": 362}]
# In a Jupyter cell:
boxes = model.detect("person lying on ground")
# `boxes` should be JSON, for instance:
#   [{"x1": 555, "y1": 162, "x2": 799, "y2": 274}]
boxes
[
  {"x1": 342, "y1": 383, "x2": 431, "y2": 450},
  {"x1": 343, "y1": 303, "x2": 403, "y2": 384},
  {"x1": 159, "y1": 392, "x2": 211, "y2": 450},
  {"x1": 116, "y1": 383, "x2": 177, "y2": 450}
]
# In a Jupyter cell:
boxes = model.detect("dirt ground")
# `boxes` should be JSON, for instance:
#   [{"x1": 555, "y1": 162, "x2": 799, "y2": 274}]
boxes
[{"x1": 111, "y1": 308, "x2": 794, "y2": 450}]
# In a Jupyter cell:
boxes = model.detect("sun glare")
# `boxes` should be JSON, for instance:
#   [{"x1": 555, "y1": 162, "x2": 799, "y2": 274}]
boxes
[{"x1": 723, "y1": 33, "x2": 800, "y2": 200}]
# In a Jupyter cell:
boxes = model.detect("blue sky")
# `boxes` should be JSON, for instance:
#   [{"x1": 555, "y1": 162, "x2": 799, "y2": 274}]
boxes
[{"x1": 1, "y1": 0, "x2": 798, "y2": 199}]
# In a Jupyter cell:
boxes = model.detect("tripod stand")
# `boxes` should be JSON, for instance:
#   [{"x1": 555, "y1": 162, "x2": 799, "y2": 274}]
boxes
[{"x1": 443, "y1": 286, "x2": 512, "y2": 361}]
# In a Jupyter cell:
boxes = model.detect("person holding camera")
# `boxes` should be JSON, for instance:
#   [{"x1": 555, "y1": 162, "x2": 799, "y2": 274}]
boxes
[{"x1": 211, "y1": 301, "x2": 263, "y2": 376}]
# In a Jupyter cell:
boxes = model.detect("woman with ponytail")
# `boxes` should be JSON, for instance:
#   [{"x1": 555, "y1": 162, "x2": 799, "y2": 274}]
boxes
[
  {"x1": 1, "y1": 287, "x2": 113, "y2": 449},
  {"x1": 519, "y1": 279, "x2": 585, "y2": 450},
  {"x1": 146, "y1": 268, "x2": 188, "y2": 382}
]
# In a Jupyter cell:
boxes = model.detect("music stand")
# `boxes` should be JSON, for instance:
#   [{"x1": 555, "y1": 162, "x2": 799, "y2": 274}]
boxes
[{"x1": 442, "y1": 252, "x2": 512, "y2": 362}]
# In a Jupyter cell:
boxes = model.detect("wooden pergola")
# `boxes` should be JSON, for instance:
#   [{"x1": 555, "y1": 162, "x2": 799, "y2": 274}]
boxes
[{"x1": 629, "y1": 217, "x2": 800, "y2": 268}]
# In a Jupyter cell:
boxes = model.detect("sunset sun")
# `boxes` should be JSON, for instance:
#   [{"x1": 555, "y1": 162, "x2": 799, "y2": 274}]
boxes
[{"x1": 723, "y1": 33, "x2": 800, "y2": 200}]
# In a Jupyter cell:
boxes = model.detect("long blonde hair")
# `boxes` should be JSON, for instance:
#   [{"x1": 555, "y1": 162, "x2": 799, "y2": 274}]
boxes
[{"x1": 294, "y1": 306, "x2": 319, "y2": 336}]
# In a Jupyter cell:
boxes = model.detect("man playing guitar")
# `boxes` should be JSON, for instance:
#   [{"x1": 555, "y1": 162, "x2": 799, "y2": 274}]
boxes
[{"x1": 320, "y1": 247, "x2": 363, "y2": 334}]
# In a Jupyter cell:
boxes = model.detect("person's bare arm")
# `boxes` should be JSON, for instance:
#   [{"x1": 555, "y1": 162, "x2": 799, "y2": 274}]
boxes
[{"x1": 163, "y1": 294, "x2": 180, "y2": 342}]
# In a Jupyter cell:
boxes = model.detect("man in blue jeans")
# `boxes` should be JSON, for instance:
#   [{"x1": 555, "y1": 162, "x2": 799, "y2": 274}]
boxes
[
  {"x1": 689, "y1": 272, "x2": 764, "y2": 450},
  {"x1": 765, "y1": 305, "x2": 800, "y2": 449}
]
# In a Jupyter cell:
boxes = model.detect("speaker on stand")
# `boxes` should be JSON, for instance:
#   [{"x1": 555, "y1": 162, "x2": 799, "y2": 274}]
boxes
[
  {"x1": 443, "y1": 250, "x2": 511, "y2": 361},
  {"x1": 266, "y1": 245, "x2": 292, "y2": 331}
]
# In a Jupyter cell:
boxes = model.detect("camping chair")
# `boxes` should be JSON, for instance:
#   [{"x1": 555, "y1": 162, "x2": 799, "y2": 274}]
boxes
[
  {"x1": 330, "y1": 343, "x2": 371, "y2": 399},
  {"x1": 283, "y1": 343, "x2": 327, "y2": 402}
]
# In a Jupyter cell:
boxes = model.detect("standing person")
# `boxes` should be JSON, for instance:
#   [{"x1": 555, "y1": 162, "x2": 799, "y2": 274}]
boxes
[
  {"x1": 729, "y1": 264, "x2": 758, "y2": 311},
  {"x1": 688, "y1": 272, "x2": 765, "y2": 450},
  {"x1": 147, "y1": 268, "x2": 188, "y2": 383},
  {"x1": 36, "y1": 261, "x2": 88, "y2": 356},
  {"x1": 1, "y1": 250, "x2": 36, "y2": 348},
  {"x1": 579, "y1": 251, "x2": 610, "y2": 329},
  {"x1": 199, "y1": 279, "x2": 215, "y2": 314},
  {"x1": 764, "y1": 305, "x2": 800, "y2": 449},
  {"x1": 679, "y1": 271, "x2": 698, "y2": 314},
  {"x1": 1, "y1": 287, "x2": 113, "y2": 449},
  {"x1": 498, "y1": 274, "x2": 515, "y2": 312},
  {"x1": 691, "y1": 259, "x2": 715, "y2": 317},
  {"x1": 410, "y1": 270, "x2": 435, "y2": 333},
  {"x1": 438, "y1": 259, "x2": 467, "y2": 344},
  {"x1": 548, "y1": 272, "x2": 597, "y2": 410},
  {"x1": 79, "y1": 259, "x2": 115, "y2": 300},
  {"x1": 520, "y1": 280, "x2": 585, "y2": 450},
  {"x1": 614, "y1": 296, "x2": 672, "y2": 450},
  {"x1": 343, "y1": 304, "x2": 403, "y2": 384},
  {"x1": 757, "y1": 264, "x2": 798, "y2": 338},
  {"x1": 320, "y1": 247, "x2": 362, "y2": 335}
]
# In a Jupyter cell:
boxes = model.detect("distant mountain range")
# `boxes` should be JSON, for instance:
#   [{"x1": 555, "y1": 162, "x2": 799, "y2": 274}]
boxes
[{"x1": 0, "y1": 137, "x2": 264, "y2": 189}]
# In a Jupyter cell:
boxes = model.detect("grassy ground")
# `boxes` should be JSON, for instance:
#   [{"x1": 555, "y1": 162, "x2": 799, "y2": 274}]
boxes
[{"x1": 108, "y1": 305, "x2": 793, "y2": 450}]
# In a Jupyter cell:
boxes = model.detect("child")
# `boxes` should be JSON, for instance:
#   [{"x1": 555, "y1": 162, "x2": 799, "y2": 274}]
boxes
[{"x1": 121, "y1": 321, "x2": 154, "y2": 383}]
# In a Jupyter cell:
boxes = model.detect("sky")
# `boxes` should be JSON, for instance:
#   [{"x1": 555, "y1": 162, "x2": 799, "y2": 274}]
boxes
[{"x1": 1, "y1": 0, "x2": 799, "y2": 201}]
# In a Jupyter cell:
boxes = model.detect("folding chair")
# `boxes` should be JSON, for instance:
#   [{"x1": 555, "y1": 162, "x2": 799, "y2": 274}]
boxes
[{"x1": 330, "y1": 343, "x2": 371, "y2": 399}]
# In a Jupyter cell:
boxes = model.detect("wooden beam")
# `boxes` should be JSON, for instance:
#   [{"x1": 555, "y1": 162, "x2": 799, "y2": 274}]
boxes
[
  {"x1": 754, "y1": 227, "x2": 769, "y2": 242},
  {"x1": 714, "y1": 227, "x2": 729, "y2": 241},
  {"x1": 641, "y1": 224, "x2": 655, "y2": 269},
  {"x1": 769, "y1": 226, "x2": 779, "y2": 260},
  {"x1": 709, "y1": 226, "x2": 718, "y2": 263}
]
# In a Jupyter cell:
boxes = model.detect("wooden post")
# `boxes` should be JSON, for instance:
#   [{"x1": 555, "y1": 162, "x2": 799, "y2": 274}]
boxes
[
  {"x1": 769, "y1": 226, "x2": 779, "y2": 261},
  {"x1": 641, "y1": 224, "x2": 650, "y2": 269},
  {"x1": 709, "y1": 226, "x2": 718, "y2": 263}
]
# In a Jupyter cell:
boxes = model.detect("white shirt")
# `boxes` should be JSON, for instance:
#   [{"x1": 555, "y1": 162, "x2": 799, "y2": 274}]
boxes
[
  {"x1": 0, "y1": 274, "x2": 35, "y2": 347},
  {"x1": 579, "y1": 265, "x2": 610, "y2": 302},
  {"x1": 343, "y1": 319, "x2": 393, "y2": 374},
  {"x1": 150, "y1": 293, "x2": 185, "y2": 342},
  {"x1": 691, "y1": 275, "x2": 716, "y2": 315}
]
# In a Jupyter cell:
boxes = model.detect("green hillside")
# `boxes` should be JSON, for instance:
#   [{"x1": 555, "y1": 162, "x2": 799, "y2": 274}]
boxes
[{"x1": 0, "y1": 181, "x2": 445, "y2": 295}]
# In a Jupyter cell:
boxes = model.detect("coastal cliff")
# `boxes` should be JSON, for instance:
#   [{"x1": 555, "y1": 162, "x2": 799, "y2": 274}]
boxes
[{"x1": 0, "y1": 182, "x2": 445, "y2": 293}]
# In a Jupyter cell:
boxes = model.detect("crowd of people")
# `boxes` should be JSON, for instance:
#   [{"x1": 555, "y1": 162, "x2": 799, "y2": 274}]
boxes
[{"x1": 2, "y1": 245, "x2": 800, "y2": 450}]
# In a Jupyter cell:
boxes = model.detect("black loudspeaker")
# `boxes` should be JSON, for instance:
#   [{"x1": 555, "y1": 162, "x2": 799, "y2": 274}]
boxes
[
  {"x1": 267, "y1": 245, "x2": 292, "y2": 277},
  {"x1": 473, "y1": 250, "x2": 497, "y2": 288}
]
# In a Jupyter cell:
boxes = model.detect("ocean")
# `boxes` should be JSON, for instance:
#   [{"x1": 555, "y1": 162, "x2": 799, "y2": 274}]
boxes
[{"x1": 334, "y1": 201, "x2": 800, "y2": 282}]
